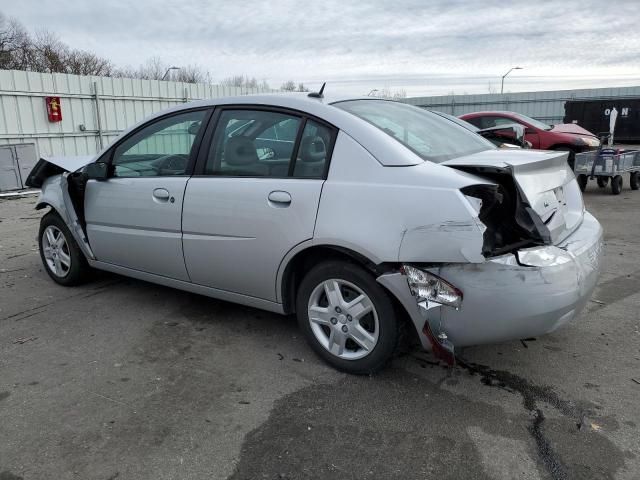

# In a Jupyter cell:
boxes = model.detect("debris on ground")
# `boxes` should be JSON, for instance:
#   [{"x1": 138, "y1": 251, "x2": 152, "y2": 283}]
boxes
[{"x1": 12, "y1": 336, "x2": 37, "y2": 344}]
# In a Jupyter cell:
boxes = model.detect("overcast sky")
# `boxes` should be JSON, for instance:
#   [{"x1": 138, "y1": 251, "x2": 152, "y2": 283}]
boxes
[{"x1": 4, "y1": 0, "x2": 640, "y2": 96}]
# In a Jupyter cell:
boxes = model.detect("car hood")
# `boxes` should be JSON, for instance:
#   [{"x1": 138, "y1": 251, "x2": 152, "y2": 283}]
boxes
[
  {"x1": 550, "y1": 123, "x2": 596, "y2": 137},
  {"x1": 43, "y1": 155, "x2": 95, "y2": 172},
  {"x1": 25, "y1": 155, "x2": 95, "y2": 189}
]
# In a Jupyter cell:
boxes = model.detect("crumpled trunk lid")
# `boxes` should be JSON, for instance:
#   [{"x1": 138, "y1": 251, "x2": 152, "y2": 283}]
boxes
[{"x1": 443, "y1": 149, "x2": 584, "y2": 245}]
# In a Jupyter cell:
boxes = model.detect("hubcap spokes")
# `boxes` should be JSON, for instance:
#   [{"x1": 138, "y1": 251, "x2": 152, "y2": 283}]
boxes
[
  {"x1": 308, "y1": 279, "x2": 379, "y2": 360},
  {"x1": 42, "y1": 226, "x2": 71, "y2": 277}
]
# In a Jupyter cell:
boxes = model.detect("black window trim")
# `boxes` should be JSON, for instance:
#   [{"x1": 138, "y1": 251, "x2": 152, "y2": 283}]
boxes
[
  {"x1": 95, "y1": 106, "x2": 215, "y2": 178},
  {"x1": 193, "y1": 104, "x2": 338, "y2": 180}
]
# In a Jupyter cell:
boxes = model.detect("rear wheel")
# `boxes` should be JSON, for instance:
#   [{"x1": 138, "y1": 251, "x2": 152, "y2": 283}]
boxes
[
  {"x1": 597, "y1": 177, "x2": 609, "y2": 188},
  {"x1": 296, "y1": 261, "x2": 399, "y2": 374},
  {"x1": 38, "y1": 211, "x2": 89, "y2": 286},
  {"x1": 631, "y1": 172, "x2": 639, "y2": 190},
  {"x1": 576, "y1": 174, "x2": 588, "y2": 192},
  {"x1": 611, "y1": 175, "x2": 623, "y2": 195}
]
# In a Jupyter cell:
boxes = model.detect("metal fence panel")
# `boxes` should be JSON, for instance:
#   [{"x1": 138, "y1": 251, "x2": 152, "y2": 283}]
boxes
[
  {"x1": 0, "y1": 143, "x2": 36, "y2": 191},
  {"x1": 0, "y1": 70, "x2": 275, "y2": 161}
]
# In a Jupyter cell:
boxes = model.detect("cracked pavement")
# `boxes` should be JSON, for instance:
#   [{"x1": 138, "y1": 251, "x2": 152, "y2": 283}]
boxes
[{"x1": 1, "y1": 184, "x2": 639, "y2": 480}]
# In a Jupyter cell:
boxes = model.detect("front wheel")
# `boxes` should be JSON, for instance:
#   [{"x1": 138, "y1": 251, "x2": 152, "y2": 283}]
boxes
[
  {"x1": 296, "y1": 261, "x2": 399, "y2": 374},
  {"x1": 38, "y1": 211, "x2": 90, "y2": 286},
  {"x1": 631, "y1": 172, "x2": 639, "y2": 190}
]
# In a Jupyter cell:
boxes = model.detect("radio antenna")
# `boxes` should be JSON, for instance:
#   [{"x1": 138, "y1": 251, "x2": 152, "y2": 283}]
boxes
[{"x1": 308, "y1": 82, "x2": 326, "y2": 98}]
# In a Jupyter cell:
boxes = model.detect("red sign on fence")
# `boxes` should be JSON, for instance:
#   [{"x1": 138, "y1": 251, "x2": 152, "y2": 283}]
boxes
[{"x1": 45, "y1": 97, "x2": 62, "y2": 122}]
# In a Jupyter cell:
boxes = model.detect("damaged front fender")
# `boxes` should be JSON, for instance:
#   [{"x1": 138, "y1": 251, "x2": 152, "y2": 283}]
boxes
[{"x1": 36, "y1": 174, "x2": 95, "y2": 261}]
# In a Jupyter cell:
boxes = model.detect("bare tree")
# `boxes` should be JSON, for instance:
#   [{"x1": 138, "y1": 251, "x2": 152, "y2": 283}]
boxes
[
  {"x1": 297, "y1": 82, "x2": 309, "y2": 92},
  {"x1": 373, "y1": 87, "x2": 407, "y2": 100},
  {"x1": 30, "y1": 30, "x2": 69, "y2": 73},
  {"x1": 66, "y1": 49, "x2": 113, "y2": 76},
  {"x1": 280, "y1": 80, "x2": 296, "y2": 91},
  {"x1": 174, "y1": 64, "x2": 206, "y2": 83},
  {"x1": 0, "y1": 15, "x2": 273, "y2": 87},
  {"x1": 0, "y1": 14, "x2": 32, "y2": 70},
  {"x1": 221, "y1": 75, "x2": 246, "y2": 87}
]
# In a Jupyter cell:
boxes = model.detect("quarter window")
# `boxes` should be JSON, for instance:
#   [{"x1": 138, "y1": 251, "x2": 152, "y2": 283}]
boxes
[
  {"x1": 111, "y1": 110, "x2": 207, "y2": 177},
  {"x1": 292, "y1": 120, "x2": 332, "y2": 178}
]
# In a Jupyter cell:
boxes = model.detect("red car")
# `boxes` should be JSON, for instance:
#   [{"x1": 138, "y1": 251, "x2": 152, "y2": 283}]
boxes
[{"x1": 459, "y1": 111, "x2": 600, "y2": 167}]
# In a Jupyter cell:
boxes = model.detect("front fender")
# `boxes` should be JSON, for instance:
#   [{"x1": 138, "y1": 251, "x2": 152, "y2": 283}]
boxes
[{"x1": 37, "y1": 174, "x2": 95, "y2": 260}]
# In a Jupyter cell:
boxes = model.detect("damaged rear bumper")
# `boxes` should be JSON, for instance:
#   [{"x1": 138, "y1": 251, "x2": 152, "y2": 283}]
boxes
[{"x1": 377, "y1": 211, "x2": 603, "y2": 351}]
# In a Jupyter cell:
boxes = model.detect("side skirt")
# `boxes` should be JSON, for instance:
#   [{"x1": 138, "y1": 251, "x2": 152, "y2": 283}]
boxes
[{"x1": 88, "y1": 260, "x2": 286, "y2": 315}]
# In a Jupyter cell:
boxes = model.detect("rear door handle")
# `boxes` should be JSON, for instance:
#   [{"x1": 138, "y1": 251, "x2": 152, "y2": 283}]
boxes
[
  {"x1": 268, "y1": 190, "x2": 291, "y2": 207},
  {"x1": 153, "y1": 188, "x2": 173, "y2": 203}
]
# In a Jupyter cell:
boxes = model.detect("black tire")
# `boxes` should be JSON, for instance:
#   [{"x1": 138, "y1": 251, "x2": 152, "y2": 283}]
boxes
[
  {"x1": 554, "y1": 146, "x2": 576, "y2": 170},
  {"x1": 38, "y1": 211, "x2": 90, "y2": 286},
  {"x1": 631, "y1": 172, "x2": 639, "y2": 190},
  {"x1": 576, "y1": 174, "x2": 588, "y2": 192},
  {"x1": 611, "y1": 175, "x2": 623, "y2": 195},
  {"x1": 597, "y1": 177, "x2": 609, "y2": 188},
  {"x1": 296, "y1": 261, "x2": 399, "y2": 374}
]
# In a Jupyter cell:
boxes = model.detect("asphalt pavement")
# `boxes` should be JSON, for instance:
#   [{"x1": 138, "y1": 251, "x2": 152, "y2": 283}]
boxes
[{"x1": 0, "y1": 182, "x2": 638, "y2": 480}]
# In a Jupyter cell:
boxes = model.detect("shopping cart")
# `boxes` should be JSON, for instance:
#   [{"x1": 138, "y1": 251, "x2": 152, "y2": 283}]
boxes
[{"x1": 573, "y1": 146, "x2": 640, "y2": 195}]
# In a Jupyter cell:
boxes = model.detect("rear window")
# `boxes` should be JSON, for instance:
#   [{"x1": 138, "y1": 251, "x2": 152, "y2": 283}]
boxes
[{"x1": 334, "y1": 100, "x2": 494, "y2": 163}]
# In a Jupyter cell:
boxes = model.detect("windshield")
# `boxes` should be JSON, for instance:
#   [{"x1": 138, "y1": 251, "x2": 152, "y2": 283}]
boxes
[
  {"x1": 334, "y1": 100, "x2": 494, "y2": 162},
  {"x1": 511, "y1": 112, "x2": 551, "y2": 131}
]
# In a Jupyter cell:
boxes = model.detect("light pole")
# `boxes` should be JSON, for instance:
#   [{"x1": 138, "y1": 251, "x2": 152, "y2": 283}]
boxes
[
  {"x1": 500, "y1": 67, "x2": 522, "y2": 94},
  {"x1": 162, "y1": 66, "x2": 180, "y2": 81},
  {"x1": 367, "y1": 89, "x2": 379, "y2": 96}
]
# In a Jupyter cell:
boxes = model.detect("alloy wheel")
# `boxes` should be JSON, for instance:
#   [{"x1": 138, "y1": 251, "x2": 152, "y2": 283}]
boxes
[
  {"x1": 307, "y1": 279, "x2": 379, "y2": 360},
  {"x1": 42, "y1": 225, "x2": 71, "y2": 277}
]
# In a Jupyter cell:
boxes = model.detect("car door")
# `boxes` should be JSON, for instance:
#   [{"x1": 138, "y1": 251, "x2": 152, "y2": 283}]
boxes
[
  {"x1": 182, "y1": 107, "x2": 336, "y2": 301},
  {"x1": 84, "y1": 108, "x2": 210, "y2": 280}
]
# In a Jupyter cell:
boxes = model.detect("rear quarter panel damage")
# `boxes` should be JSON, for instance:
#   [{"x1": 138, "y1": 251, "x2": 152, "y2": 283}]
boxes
[{"x1": 313, "y1": 132, "x2": 490, "y2": 264}]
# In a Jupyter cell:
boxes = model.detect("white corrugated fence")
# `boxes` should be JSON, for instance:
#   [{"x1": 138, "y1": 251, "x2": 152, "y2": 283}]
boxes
[{"x1": 0, "y1": 69, "x2": 274, "y2": 160}]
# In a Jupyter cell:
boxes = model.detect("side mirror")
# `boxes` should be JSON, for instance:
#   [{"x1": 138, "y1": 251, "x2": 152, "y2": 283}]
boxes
[{"x1": 85, "y1": 162, "x2": 109, "y2": 181}]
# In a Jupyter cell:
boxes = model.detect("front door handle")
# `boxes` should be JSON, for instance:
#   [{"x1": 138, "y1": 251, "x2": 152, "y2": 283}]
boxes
[
  {"x1": 153, "y1": 188, "x2": 172, "y2": 203},
  {"x1": 268, "y1": 190, "x2": 291, "y2": 207}
]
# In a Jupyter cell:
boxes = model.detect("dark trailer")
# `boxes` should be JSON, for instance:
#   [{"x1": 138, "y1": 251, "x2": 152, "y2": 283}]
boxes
[{"x1": 564, "y1": 98, "x2": 640, "y2": 143}]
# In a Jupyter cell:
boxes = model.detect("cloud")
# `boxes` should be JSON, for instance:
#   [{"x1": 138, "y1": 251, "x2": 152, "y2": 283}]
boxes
[{"x1": 3, "y1": 0, "x2": 640, "y2": 95}]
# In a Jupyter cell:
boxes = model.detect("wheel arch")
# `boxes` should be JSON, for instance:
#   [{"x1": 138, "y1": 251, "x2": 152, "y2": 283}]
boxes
[{"x1": 279, "y1": 243, "x2": 389, "y2": 314}]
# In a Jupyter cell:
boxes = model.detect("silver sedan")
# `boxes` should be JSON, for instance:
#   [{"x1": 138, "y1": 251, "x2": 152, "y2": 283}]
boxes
[{"x1": 27, "y1": 92, "x2": 603, "y2": 374}]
